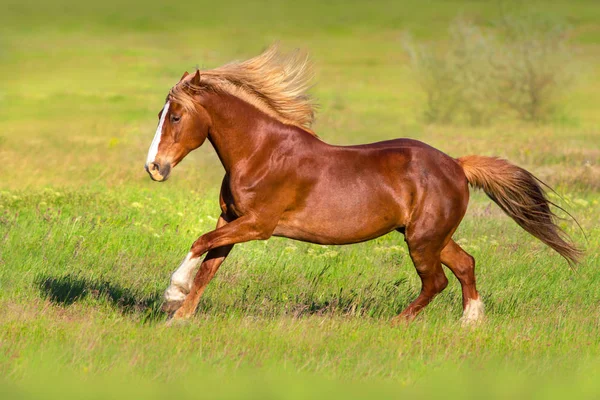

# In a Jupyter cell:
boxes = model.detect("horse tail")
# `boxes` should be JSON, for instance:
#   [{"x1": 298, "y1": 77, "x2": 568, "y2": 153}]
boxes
[{"x1": 457, "y1": 155, "x2": 582, "y2": 265}]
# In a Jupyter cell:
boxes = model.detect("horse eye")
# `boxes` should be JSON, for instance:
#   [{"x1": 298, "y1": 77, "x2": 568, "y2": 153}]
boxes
[{"x1": 171, "y1": 115, "x2": 181, "y2": 123}]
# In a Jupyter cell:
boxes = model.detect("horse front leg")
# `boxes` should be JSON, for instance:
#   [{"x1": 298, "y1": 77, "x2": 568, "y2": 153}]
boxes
[
  {"x1": 169, "y1": 215, "x2": 273, "y2": 321},
  {"x1": 162, "y1": 215, "x2": 231, "y2": 315}
]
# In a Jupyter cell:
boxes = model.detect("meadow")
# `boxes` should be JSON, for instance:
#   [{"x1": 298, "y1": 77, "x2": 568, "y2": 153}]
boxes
[{"x1": 1, "y1": 0, "x2": 599, "y2": 398}]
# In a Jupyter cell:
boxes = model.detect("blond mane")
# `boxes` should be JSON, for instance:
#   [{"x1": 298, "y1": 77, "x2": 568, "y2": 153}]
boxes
[{"x1": 169, "y1": 45, "x2": 317, "y2": 132}]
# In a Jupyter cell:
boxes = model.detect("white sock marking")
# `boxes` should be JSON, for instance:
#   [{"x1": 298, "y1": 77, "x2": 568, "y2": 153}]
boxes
[
  {"x1": 461, "y1": 297, "x2": 485, "y2": 326},
  {"x1": 146, "y1": 101, "x2": 170, "y2": 165},
  {"x1": 164, "y1": 252, "x2": 200, "y2": 303}
]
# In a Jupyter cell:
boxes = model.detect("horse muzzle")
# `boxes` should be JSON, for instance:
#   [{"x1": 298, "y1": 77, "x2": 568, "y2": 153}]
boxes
[{"x1": 145, "y1": 161, "x2": 172, "y2": 182}]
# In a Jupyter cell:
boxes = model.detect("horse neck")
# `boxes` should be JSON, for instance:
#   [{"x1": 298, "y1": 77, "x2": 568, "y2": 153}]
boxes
[{"x1": 200, "y1": 92, "x2": 310, "y2": 173}]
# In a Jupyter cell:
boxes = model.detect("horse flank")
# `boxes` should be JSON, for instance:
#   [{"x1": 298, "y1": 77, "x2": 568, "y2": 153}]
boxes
[{"x1": 169, "y1": 44, "x2": 317, "y2": 131}]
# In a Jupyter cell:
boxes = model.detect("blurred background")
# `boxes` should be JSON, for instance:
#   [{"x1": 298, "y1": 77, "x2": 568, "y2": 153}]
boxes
[
  {"x1": 2, "y1": 0, "x2": 599, "y2": 189},
  {"x1": 1, "y1": 0, "x2": 598, "y2": 398}
]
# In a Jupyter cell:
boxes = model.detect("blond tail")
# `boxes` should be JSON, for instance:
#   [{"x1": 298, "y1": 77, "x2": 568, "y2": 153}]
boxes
[{"x1": 457, "y1": 155, "x2": 582, "y2": 265}]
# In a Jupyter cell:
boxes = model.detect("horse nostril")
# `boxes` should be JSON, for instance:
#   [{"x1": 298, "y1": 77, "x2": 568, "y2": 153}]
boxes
[{"x1": 150, "y1": 162, "x2": 160, "y2": 172}]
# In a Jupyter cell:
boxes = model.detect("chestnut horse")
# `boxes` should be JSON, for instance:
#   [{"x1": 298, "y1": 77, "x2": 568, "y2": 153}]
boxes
[{"x1": 145, "y1": 46, "x2": 580, "y2": 324}]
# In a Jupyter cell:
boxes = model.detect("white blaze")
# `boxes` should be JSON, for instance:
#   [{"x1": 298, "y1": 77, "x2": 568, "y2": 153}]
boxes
[{"x1": 146, "y1": 101, "x2": 170, "y2": 165}]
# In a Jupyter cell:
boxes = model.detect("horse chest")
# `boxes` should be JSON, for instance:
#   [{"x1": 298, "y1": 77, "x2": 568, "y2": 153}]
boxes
[{"x1": 219, "y1": 176, "x2": 258, "y2": 218}]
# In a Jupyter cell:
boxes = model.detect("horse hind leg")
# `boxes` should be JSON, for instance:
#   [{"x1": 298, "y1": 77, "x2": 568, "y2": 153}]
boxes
[
  {"x1": 393, "y1": 228, "x2": 449, "y2": 323},
  {"x1": 441, "y1": 239, "x2": 484, "y2": 325}
]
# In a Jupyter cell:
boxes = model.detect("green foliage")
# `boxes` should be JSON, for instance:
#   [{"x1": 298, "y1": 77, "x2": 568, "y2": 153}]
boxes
[
  {"x1": 405, "y1": 14, "x2": 576, "y2": 125},
  {"x1": 494, "y1": 13, "x2": 576, "y2": 122},
  {"x1": 404, "y1": 20, "x2": 500, "y2": 125}
]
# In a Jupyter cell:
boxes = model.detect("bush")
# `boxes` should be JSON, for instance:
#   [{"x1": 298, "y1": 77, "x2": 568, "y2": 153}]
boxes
[
  {"x1": 404, "y1": 20, "x2": 499, "y2": 125},
  {"x1": 494, "y1": 14, "x2": 574, "y2": 122},
  {"x1": 404, "y1": 15, "x2": 575, "y2": 125}
]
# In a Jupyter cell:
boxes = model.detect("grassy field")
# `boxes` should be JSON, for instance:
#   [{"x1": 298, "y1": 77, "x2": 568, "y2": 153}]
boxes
[{"x1": 1, "y1": 0, "x2": 599, "y2": 398}]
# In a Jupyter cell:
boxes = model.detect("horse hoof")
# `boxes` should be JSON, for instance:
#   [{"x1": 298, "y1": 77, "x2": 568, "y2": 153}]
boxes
[
  {"x1": 164, "y1": 308, "x2": 194, "y2": 327},
  {"x1": 460, "y1": 315, "x2": 485, "y2": 328},
  {"x1": 162, "y1": 299, "x2": 183, "y2": 314}
]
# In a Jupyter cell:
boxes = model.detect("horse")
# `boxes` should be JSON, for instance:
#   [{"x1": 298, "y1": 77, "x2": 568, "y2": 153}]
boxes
[{"x1": 144, "y1": 45, "x2": 581, "y2": 324}]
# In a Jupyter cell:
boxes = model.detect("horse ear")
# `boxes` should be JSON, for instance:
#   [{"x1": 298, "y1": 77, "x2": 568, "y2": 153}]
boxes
[
  {"x1": 191, "y1": 69, "x2": 201, "y2": 86},
  {"x1": 179, "y1": 71, "x2": 189, "y2": 82}
]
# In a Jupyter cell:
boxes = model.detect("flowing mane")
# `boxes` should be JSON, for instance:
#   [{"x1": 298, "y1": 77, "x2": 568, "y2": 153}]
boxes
[{"x1": 169, "y1": 45, "x2": 317, "y2": 132}]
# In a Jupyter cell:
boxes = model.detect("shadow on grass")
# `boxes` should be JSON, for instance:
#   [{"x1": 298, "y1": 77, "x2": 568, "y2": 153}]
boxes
[
  {"x1": 197, "y1": 277, "x2": 415, "y2": 319},
  {"x1": 36, "y1": 274, "x2": 417, "y2": 321},
  {"x1": 36, "y1": 274, "x2": 164, "y2": 323}
]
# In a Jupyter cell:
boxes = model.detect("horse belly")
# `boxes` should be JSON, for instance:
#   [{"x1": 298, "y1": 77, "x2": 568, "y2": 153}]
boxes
[
  {"x1": 274, "y1": 191, "x2": 404, "y2": 245},
  {"x1": 273, "y1": 220, "x2": 398, "y2": 245}
]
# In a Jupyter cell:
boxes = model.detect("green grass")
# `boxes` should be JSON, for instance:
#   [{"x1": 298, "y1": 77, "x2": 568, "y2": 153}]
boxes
[{"x1": 1, "y1": 0, "x2": 599, "y2": 398}]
